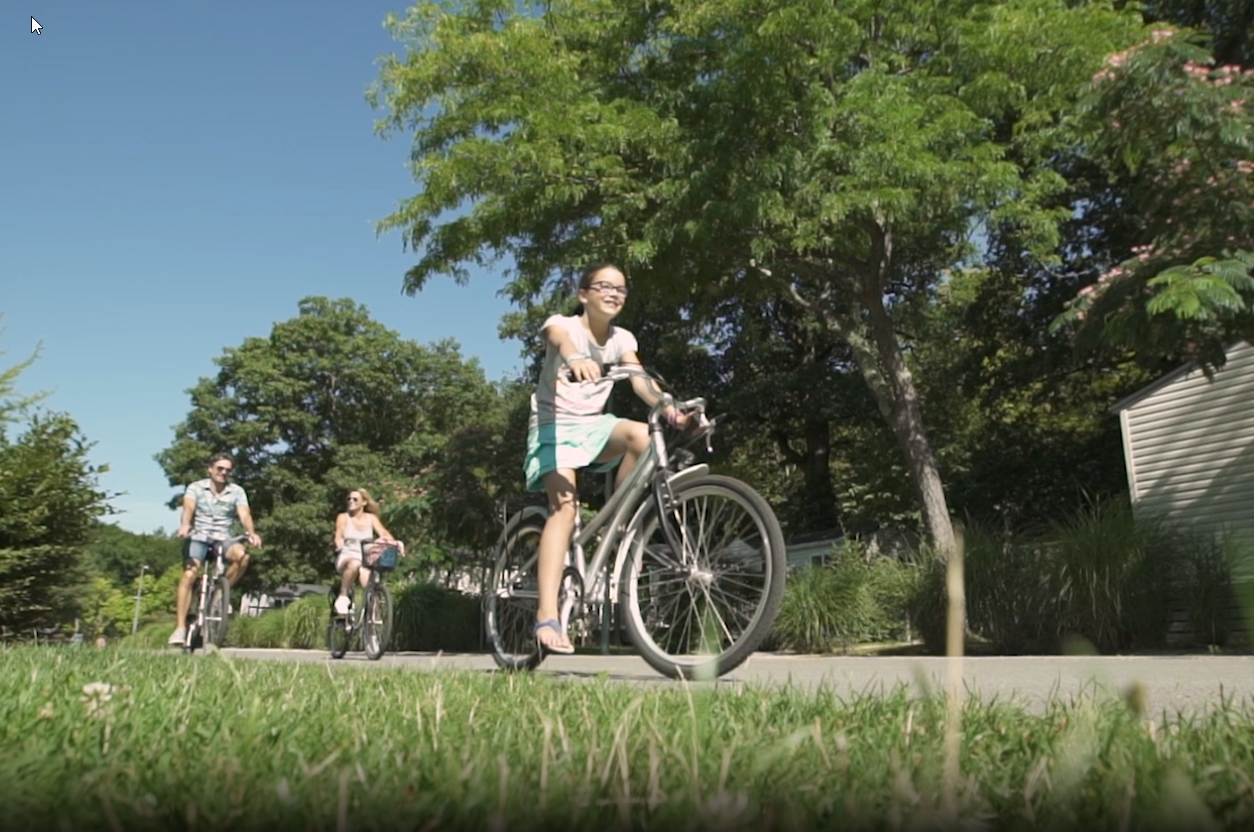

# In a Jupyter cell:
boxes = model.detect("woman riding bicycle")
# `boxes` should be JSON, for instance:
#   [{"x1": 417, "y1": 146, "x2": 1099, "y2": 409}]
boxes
[
  {"x1": 524, "y1": 262, "x2": 689, "y2": 654},
  {"x1": 333, "y1": 488, "x2": 401, "y2": 615}
]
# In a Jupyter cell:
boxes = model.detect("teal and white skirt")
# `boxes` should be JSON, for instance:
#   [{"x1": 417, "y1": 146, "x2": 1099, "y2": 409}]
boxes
[{"x1": 524, "y1": 414, "x2": 623, "y2": 492}]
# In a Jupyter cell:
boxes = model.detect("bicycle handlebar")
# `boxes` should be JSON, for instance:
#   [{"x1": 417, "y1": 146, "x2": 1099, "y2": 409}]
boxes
[{"x1": 582, "y1": 364, "x2": 714, "y2": 445}]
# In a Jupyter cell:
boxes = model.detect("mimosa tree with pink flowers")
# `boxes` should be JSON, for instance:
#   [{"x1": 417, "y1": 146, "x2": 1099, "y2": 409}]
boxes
[{"x1": 1053, "y1": 28, "x2": 1254, "y2": 370}]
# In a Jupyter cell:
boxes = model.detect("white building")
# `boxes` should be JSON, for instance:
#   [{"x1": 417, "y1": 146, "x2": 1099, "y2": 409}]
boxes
[{"x1": 1111, "y1": 339, "x2": 1254, "y2": 577}]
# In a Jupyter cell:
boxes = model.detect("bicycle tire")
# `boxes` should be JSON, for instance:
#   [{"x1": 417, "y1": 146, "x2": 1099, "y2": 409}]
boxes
[
  {"x1": 619, "y1": 474, "x2": 787, "y2": 680},
  {"x1": 362, "y1": 583, "x2": 393, "y2": 661},
  {"x1": 206, "y1": 578, "x2": 231, "y2": 647},
  {"x1": 183, "y1": 577, "x2": 208, "y2": 654},
  {"x1": 327, "y1": 615, "x2": 351, "y2": 659},
  {"x1": 484, "y1": 515, "x2": 546, "y2": 672}
]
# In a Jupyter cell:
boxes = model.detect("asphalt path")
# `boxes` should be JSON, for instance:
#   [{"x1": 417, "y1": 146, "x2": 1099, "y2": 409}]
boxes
[{"x1": 218, "y1": 648, "x2": 1254, "y2": 716}]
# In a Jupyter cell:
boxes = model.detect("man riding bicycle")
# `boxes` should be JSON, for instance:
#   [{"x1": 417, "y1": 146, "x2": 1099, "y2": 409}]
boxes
[{"x1": 168, "y1": 452, "x2": 261, "y2": 646}]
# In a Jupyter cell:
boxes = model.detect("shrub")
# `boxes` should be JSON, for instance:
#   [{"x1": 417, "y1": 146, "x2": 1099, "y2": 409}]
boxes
[
  {"x1": 772, "y1": 542, "x2": 920, "y2": 653},
  {"x1": 118, "y1": 617, "x2": 177, "y2": 649},
  {"x1": 1049, "y1": 496, "x2": 1172, "y2": 652},
  {"x1": 391, "y1": 579, "x2": 481, "y2": 652},
  {"x1": 918, "y1": 500, "x2": 1181, "y2": 655}
]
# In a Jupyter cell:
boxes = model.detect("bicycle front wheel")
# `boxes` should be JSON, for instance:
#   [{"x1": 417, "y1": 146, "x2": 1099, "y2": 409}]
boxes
[
  {"x1": 362, "y1": 583, "x2": 393, "y2": 661},
  {"x1": 619, "y1": 474, "x2": 787, "y2": 680},
  {"x1": 205, "y1": 578, "x2": 231, "y2": 647},
  {"x1": 327, "y1": 614, "x2": 351, "y2": 659},
  {"x1": 484, "y1": 516, "x2": 546, "y2": 672}
]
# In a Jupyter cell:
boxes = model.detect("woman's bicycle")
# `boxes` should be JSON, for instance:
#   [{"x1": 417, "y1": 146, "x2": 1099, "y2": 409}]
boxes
[
  {"x1": 183, "y1": 534, "x2": 248, "y2": 654},
  {"x1": 327, "y1": 541, "x2": 400, "y2": 661},
  {"x1": 485, "y1": 364, "x2": 788, "y2": 680}
]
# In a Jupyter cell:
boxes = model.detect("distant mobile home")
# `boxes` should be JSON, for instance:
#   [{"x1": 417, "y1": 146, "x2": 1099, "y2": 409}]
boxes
[{"x1": 1110, "y1": 339, "x2": 1254, "y2": 569}]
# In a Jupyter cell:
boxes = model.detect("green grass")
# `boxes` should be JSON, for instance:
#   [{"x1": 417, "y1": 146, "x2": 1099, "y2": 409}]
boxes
[{"x1": 4, "y1": 648, "x2": 1254, "y2": 831}]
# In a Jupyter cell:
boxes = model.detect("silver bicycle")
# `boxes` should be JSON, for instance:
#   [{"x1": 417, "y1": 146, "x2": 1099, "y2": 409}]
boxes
[
  {"x1": 183, "y1": 533, "x2": 247, "y2": 653},
  {"x1": 484, "y1": 364, "x2": 787, "y2": 680}
]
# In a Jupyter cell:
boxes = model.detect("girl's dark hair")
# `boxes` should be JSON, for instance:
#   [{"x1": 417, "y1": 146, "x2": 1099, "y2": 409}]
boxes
[{"x1": 571, "y1": 262, "x2": 625, "y2": 314}]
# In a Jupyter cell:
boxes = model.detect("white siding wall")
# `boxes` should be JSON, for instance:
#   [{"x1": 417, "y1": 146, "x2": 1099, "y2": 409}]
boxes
[{"x1": 1121, "y1": 341, "x2": 1254, "y2": 562}]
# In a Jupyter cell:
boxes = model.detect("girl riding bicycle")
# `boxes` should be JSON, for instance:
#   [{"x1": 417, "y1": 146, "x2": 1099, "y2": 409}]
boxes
[{"x1": 525, "y1": 263, "x2": 689, "y2": 654}]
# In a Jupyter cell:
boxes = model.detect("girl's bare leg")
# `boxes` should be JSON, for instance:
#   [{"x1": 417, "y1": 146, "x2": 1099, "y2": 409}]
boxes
[
  {"x1": 537, "y1": 469, "x2": 578, "y2": 651},
  {"x1": 535, "y1": 421, "x2": 648, "y2": 651}
]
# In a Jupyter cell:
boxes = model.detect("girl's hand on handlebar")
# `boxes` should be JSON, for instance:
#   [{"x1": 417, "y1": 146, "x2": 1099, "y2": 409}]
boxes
[
  {"x1": 664, "y1": 406, "x2": 692, "y2": 430},
  {"x1": 567, "y1": 357, "x2": 602, "y2": 383}
]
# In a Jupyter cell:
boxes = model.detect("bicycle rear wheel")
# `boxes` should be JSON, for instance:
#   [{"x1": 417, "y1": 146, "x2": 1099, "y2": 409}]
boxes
[
  {"x1": 484, "y1": 515, "x2": 546, "y2": 672},
  {"x1": 361, "y1": 583, "x2": 393, "y2": 661},
  {"x1": 619, "y1": 474, "x2": 786, "y2": 680},
  {"x1": 205, "y1": 578, "x2": 231, "y2": 647}
]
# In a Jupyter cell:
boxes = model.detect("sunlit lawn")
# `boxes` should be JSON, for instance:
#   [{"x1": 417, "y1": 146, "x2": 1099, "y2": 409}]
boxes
[{"x1": 3, "y1": 646, "x2": 1252, "y2": 831}]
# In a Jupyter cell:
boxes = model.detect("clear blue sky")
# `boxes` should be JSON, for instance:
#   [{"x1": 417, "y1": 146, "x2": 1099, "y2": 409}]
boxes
[{"x1": 3, "y1": 1, "x2": 523, "y2": 535}]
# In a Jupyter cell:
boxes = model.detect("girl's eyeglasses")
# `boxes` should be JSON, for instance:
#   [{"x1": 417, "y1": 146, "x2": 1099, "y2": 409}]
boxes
[{"x1": 587, "y1": 282, "x2": 629, "y2": 297}]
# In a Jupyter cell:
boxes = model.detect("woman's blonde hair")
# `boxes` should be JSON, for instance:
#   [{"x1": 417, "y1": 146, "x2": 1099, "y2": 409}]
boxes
[{"x1": 351, "y1": 488, "x2": 381, "y2": 516}]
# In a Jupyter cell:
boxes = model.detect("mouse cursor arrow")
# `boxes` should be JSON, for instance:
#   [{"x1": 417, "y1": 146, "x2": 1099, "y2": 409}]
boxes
[{"x1": 32, "y1": 16, "x2": 42, "y2": 34}]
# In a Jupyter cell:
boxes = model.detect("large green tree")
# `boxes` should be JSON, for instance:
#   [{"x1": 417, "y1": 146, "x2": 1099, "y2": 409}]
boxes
[
  {"x1": 371, "y1": 0, "x2": 1147, "y2": 554},
  {"x1": 157, "y1": 296, "x2": 517, "y2": 586}
]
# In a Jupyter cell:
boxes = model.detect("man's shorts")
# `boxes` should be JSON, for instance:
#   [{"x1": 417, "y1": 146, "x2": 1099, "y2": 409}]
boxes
[{"x1": 183, "y1": 536, "x2": 232, "y2": 565}]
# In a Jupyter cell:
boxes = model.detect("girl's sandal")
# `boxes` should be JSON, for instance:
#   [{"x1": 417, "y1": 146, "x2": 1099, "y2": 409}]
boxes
[{"x1": 535, "y1": 619, "x2": 575, "y2": 655}]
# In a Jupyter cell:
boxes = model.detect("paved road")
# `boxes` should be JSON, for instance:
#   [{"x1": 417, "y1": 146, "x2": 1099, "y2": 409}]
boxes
[{"x1": 220, "y1": 648, "x2": 1254, "y2": 716}]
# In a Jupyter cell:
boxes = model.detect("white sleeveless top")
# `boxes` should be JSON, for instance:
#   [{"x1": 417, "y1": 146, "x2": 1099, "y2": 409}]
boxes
[{"x1": 340, "y1": 514, "x2": 375, "y2": 559}]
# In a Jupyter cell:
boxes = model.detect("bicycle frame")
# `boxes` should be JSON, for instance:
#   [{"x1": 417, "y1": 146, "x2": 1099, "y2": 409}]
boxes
[
  {"x1": 186, "y1": 533, "x2": 245, "y2": 649},
  {"x1": 511, "y1": 365, "x2": 713, "y2": 631}
]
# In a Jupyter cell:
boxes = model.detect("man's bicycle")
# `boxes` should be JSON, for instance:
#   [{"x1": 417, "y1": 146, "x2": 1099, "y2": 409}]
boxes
[
  {"x1": 327, "y1": 541, "x2": 399, "y2": 661},
  {"x1": 485, "y1": 364, "x2": 788, "y2": 680},
  {"x1": 183, "y1": 534, "x2": 248, "y2": 654}
]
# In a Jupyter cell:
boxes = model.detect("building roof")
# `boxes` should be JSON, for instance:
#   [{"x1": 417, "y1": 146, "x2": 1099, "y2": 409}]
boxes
[{"x1": 1109, "y1": 340, "x2": 1249, "y2": 415}]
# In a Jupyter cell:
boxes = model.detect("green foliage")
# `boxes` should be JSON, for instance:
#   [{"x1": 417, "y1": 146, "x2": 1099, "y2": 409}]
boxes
[
  {"x1": 117, "y1": 617, "x2": 177, "y2": 649},
  {"x1": 78, "y1": 577, "x2": 135, "y2": 639},
  {"x1": 1056, "y1": 30, "x2": 1254, "y2": 366},
  {"x1": 0, "y1": 412, "x2": 112, "y2": 635},
  {"x1": 0, "y1": 319, "x2": 46, "y2": 428},
  {"x1": 83, "y1": 524, "x2": 182, "y2": 592},
  {"x1": 225, "y1": 595, "x2": 329, "y2": 650},
  {"x1": 917, "y1": 501, "x2": 1192, "y2": 654},
  {"x1": 772, "y1": 542, "x2": 920, "y2": 653},
  {"x1": 157, "y1": 297, "x2": 520, "y2": 587},
  {"x1": 371, "y1": 0, "x2": 1152, "y2": 548},
  {"x1": 905, "y1": 266, "x2": 1157, "y2": 531},
  {"x1": 390, "y1": 578, "x2": 482, "y2": 652},
  {"x1": 1049, "y1": 497, "x2": 1174, "y2": 650}
]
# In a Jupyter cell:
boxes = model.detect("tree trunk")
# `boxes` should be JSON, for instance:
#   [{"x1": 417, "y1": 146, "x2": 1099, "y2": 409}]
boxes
[
  {"x1": 815, "y1": 220, "x2": 958, "y2": 560},
  {"x1": 772, "y1": 419, "x2": 840, "y2": 531},
  {"x1": 801, "y1": 420, "x2": 839, "y2": 530},
  {"x1": 865, "y1": 293, "x2": 958, "y2": 559}
]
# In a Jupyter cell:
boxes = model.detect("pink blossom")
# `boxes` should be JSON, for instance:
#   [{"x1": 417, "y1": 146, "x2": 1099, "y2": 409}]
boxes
[
  {"x1": 1079, "y1": 285, "x2": 1095, "y2": 296},
  {"x1": 1106, "y1": 51, "x2": 1129, "y2": 68},
  {"x1": 1092, "y1": 69, "x2": 1115, "y2": 84},
  {"x1": 1151, "y1": 29, "x2": 1175, "y2": 43},
  {"x1": 1237, "y1": 160, "x2": 1254, "y2": 174}
]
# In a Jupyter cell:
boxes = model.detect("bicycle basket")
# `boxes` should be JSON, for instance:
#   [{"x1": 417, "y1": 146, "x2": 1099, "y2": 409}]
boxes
[{"x1": 364, "y1": 542, "x2": 400, "y2": 571}]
